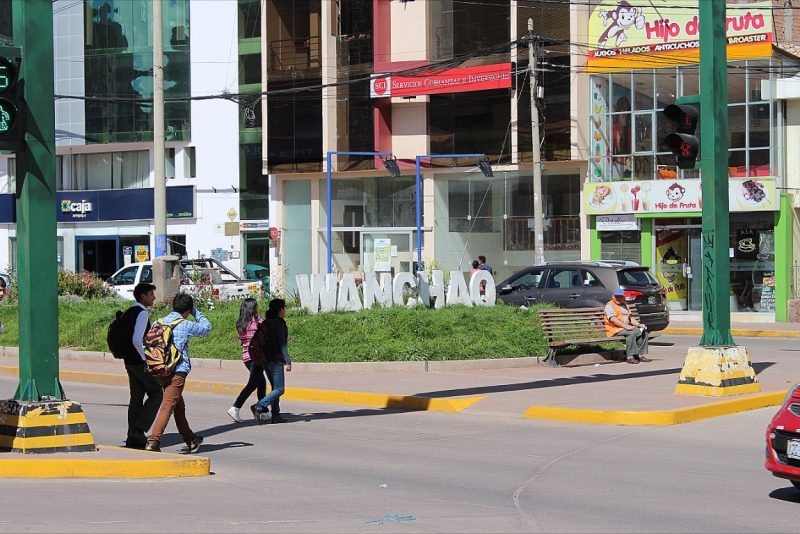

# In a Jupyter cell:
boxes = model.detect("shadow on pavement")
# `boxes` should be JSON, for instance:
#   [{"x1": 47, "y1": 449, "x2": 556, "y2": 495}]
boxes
[
  {"x1": 768, "y1": 487, "x2": 800, "y2": 503},
  {"x1": 413, "y1": 361, "x2": 775, "y2": 399}
]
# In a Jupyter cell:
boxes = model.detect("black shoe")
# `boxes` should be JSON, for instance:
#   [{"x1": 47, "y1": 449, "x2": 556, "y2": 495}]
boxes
[
  {"x1": 125, "y1": 438, "x2": 146, "y2": 450},
  {"x1": 271, "y1": 416, "x2": 288, "y2": 424},
  {"x1": 126, "y1": 429, "x2": 147, "y2": 449},
  {"x1": 187, "y1": 435, "x2": 204, "y2": 454},
  {"x1": 251, "y1": 404, "x2": 267, "y2": 424},
  {"x1": 145, "y1": 441, "x2": 161, "y2": 452}
]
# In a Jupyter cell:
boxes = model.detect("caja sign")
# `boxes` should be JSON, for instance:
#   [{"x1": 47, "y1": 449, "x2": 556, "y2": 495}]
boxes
[{"x1": 60, "y1": 199, "x2": 93, "y2": 219}]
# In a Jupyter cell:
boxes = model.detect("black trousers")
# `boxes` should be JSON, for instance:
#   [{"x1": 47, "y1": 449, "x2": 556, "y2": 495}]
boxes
[
  {"x1": 125, "y1": 362, "x2": 163, "y2": 435},
  {"x1": 233, "y1": 360, "x2": 269, "y2": 409}
]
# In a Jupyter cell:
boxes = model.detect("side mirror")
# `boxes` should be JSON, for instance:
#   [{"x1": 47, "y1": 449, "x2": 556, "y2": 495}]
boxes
[{"x1": 498, "y1": 284, "x2": 513, "y2": 295}]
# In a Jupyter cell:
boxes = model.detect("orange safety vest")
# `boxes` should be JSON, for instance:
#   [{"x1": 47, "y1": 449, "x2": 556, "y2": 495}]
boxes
[{"x1": 604, "y1": 300, "x2": 630, "y2": 337}]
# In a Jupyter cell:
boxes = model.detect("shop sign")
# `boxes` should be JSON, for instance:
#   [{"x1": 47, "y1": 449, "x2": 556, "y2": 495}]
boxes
[
  {"x1": 596, "y1": 213, "x2": 640, "y2": 231},
  {"x1": 60, "y1": 199, "x2": 93, "y2": 219},
  {"x1": 584, "y1": 178, "x2": 776, "y2": 215},
  {"x1": 587, "y1": 0, "x2": 773, "y2": 72},
  {"x1": 370, "y1": 63, "x2": 512, "y2": 99},
  {"x1": 135, "y1": 245, "x2": 149, "y2": 263},
  {"x1": 296, "y1": 271, "x2": 496, "y2": 314}
]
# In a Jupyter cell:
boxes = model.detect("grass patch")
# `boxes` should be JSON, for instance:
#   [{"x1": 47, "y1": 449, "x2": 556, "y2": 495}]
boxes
[{"x1": 0, "y1": 299, "x2": 558, "y2": 363}]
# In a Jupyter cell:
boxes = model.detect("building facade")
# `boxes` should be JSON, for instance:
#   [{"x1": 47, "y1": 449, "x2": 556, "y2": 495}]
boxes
[{"x1": 576, "y1": 0, "x2": 800, "y2": 321}]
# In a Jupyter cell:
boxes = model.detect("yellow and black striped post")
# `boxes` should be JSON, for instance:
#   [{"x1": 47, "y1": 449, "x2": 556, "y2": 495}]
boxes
[
  {"x1": 675, "y1": 346, "x2": 760, "y2": 397},
  {"x1": 0, "y1": 400, "x2": 96, "y2": 454}
]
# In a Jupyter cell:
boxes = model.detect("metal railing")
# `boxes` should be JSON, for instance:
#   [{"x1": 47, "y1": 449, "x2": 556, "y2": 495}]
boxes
[
  {"x1": 268, "y1": 35, "x2": 321, "y2": 73},
  {"x1": 337, "y1": 33, "x2": 373, "y2": 67},
  {"x1": 505, "y1": 216, "x2": 580, "y2": 251}
]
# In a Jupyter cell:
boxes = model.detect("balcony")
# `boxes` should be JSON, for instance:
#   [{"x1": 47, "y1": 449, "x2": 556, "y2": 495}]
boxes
[
  {"x1": 268, "y1": 35, "x2": 321, "y2": 75},
  {"x1": 505, "y1": 216, "x2": 580, "y2": 251},
  {"x1": 337, "y1": 33, "x2": 373, "y2": 69}
]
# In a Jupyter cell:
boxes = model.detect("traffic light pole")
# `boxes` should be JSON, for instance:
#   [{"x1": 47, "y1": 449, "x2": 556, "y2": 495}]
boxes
[
  {"x1": 12, "y1": 0, "x2": 62, "y2": 401},
  {"x1": 674, "y1": 0, "x2": 759, "y2": 397},
  {"x1": 698, "y1": 0, "x2": 734, "y2": 346}
]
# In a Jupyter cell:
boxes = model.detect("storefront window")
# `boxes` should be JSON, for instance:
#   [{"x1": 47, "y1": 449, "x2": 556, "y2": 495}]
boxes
[{"x1": 589, "y1": 59, "x2": 787, "y2": 182}]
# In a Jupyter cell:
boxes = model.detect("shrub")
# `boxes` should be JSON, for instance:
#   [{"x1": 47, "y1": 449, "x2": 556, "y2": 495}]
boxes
[{"x1": 57, "y1": 270, "x2": 117, "y2": 300}]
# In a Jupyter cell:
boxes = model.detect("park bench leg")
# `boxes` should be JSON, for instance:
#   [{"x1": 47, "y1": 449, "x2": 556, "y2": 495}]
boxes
[{"x1": 543, "y1": 347, "x2": 560, "y2": 367}]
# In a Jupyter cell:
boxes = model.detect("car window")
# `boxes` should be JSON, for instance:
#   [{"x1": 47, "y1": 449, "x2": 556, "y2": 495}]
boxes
[
  {"x1": 618, "y1": 268, "x2": 658, "y2": 287},
  {"x1": 109, "y1": 266, "x2": 138, "y2": 285},
  {"x1": 583, "y1": 269, "x2": 602, "y2": 286},
  {"x1": 509, "y1": 268, "x2": 543, "y2": 290},
  {"x1": 549, "y1": 268, "x2": 582, "y2": 289}
]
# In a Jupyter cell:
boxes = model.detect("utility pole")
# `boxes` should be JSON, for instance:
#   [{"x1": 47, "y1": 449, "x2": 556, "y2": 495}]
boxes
[
  {"x1": 528, "y1": 19, "x2": 545, "y2": 264},
  {"x1": 153, "y1": 0, "x2": 167, "y2": 257}
]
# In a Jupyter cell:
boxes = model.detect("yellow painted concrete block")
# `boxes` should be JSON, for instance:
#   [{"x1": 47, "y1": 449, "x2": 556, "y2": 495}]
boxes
[{"x1": 675, "y1": 345, "x2": 760, "y2": 396}]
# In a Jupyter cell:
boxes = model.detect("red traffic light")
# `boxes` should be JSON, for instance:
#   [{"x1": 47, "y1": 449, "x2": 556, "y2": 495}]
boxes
[
  {"x1": 663, "y1": 104, "x2": 699, "y2": 135},
  {"x1": 663, "y1": 103, "x2": 699, "y2": 169}
]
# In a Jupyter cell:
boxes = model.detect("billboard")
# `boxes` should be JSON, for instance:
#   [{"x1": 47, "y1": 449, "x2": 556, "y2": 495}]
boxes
[
  {"x1": 587, "y1": 0, "x2": 773, "y2": 71},
  {"x1": 370, "y1": 63, "x2": 512, "y2": 98}
]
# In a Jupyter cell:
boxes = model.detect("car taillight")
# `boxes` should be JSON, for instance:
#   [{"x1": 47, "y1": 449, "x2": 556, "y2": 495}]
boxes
[
  {"x1": 623, "y1": 290, "x2": 642, "y2": 302},
  {"x1": 661, "y1": 288, "x2": 666, "y2": 296}
]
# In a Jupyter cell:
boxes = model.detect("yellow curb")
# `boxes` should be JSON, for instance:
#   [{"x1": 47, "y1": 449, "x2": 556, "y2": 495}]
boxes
[
  {"x1": 0, "y1": 366, "x2": 485, "y2": 414},
  {"x1": 0, "y1": 445, "x2": 210, "y2": 478},
  {"x1": 663, "y1": 327, "x2": 800, "y2": 338},
  {"x1": 523, "y1": 390, "x2": 786, "y2": 425}
]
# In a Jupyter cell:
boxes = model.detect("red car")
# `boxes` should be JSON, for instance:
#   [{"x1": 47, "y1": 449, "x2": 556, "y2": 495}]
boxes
[{"x1": 765, "y1": 384, "x2": 800, "y2": 490}]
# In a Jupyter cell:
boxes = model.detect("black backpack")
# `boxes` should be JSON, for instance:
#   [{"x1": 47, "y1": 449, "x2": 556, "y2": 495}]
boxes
[{"x1": 107, "y1": 307, "x2": 143, "y2": 360}]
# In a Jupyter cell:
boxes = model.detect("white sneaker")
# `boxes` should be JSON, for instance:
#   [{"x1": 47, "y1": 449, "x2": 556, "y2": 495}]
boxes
[{"x1": 227, "y1": 406, "x2": 244, "y2": 423}]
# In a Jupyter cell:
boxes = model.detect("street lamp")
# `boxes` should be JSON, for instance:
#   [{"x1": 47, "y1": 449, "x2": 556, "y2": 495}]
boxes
[
  {"x1": 326, "y1": 151, "x2": 392, "y2": 274},
  {"x1": 414, "y1": 154, "x2": 489, "y2": 271}
]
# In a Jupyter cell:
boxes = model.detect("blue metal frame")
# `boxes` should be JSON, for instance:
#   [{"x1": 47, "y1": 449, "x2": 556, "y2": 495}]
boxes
[
  {"x1": 414, "y1": 154, "x2": 485, "y2": 270},
  {"x1": 75, "y1": 235, "x2": 120, "y2": 275},
  {"x1": 326, "y1": 151, "x2": 391, "y2": 274}
]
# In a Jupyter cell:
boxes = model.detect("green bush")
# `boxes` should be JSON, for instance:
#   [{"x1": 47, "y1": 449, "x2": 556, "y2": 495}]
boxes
[
  {"x1": 57, "y1": 270, "x2": 117, "y2": 299},
  {"x1": 0, "y1": 299, "x2": 560, "y2": 362}
]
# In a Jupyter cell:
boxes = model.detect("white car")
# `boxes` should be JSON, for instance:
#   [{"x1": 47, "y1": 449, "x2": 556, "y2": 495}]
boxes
[{"x1": 107, "y1": 259, "x2": 262, "y2": 301}]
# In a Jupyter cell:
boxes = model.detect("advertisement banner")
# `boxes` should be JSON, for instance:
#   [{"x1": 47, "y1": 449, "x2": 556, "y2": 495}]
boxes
[
  {"x1": 370, "y1": 63, "x2": 512, "y2": 98},
  {"x1": 373, "y1": 239, "x2": 391, "y2": 272},
  {"x1": 584, "y1": 178, "x2": 775, "y2": 214},
  {"x1": 587, "y1": 0, "x2": 773, "y2": 72},
  {"x1": 655, "y1": 228, "x2": 688, "y2": 309}
]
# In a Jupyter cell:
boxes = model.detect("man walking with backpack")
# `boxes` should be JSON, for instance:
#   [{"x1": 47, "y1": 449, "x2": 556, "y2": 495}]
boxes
[
  {"x1": 145, "y1": 293, "x2": 212, "y2": 453},
  {"x1": 109, "y1": 282, "x2": 162, "y2": 449}
]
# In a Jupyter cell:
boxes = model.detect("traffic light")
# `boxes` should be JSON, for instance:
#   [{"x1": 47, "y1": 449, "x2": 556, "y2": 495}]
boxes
[
  {"x1": 663, "y1": 103, "x2": 699, "y2": 170},
  {"x1": 0, "y1": 47, "x2": 23, "y2": 151}
]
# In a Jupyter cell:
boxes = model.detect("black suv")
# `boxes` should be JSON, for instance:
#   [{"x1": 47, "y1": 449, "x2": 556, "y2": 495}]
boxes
[{"x1": 497, "y1": 260, "x2": 670, "y2": 332}]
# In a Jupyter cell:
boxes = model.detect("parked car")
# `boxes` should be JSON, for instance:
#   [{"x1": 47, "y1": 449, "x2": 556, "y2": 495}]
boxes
[
  {"x1": 496, "y1": 260, "x2": 670, "y2": 332},
  {"x1": 765, "y1": 384, "x2": 800, "y2": 491},
  {"x1": 107, "y1": 258, "x2": 263, "y2": 301}
]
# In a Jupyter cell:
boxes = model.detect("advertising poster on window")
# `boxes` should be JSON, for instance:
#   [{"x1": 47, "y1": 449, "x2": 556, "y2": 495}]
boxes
[
  {"x1": 590, "y1": 78, "x2": 611, "y2": 183},
  {"x1": 584, "y1": 178, "x2": 775, "y2": 214},
  {"x1": 587, "y1": 0, "x2": 773, "y2": 72},
  {"x1": 655, "y1": 229, "x2": 688, "y2": 310},
  {"x1": 373, "y1": 239, "x2": 391, "y2": 272}
]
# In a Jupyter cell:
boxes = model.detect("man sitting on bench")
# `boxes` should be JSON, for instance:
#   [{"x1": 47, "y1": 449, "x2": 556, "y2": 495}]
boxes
[{"x1": 604, "y1": 288, "x2": 650, "y2": 364}]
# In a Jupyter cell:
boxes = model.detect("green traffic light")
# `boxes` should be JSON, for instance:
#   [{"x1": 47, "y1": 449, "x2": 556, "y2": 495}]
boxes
[
  {"x1": 0, "y1": 57, "x2": 15, "y2": 92},
  {"x1": 0, "y1": 98, "x2": 17, "y2": 133}
]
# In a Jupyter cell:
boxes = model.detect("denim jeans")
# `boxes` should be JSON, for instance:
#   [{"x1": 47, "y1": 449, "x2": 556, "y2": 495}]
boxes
[
  {"x1": 233, "y1": 361, "x2": 268, "y2": 409},
  {"x1": 254, "y1": 361, "x2": 285, "y2": 416}
]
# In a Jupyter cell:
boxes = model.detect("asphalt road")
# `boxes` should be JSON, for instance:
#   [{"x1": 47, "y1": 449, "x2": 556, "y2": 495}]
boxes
[{"x1": 1, "y1": 374, "x2": 798, "y2": 533}]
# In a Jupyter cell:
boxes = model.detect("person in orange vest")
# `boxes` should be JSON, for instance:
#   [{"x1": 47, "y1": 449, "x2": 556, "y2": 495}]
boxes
[{"x1": 604, "y1": 287, "x2": 650, "y2": 364}]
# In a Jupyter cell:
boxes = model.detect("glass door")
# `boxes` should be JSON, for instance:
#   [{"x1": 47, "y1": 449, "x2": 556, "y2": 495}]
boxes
[
  {"x1": 361, "y1": 232, "x2": 412, "y2": 276},
  {"x1": 687, "y1": 228, "x2": 703, "y2": 311}
]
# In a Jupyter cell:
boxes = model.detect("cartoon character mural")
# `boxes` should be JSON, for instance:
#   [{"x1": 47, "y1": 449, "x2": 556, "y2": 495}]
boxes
[
  {"x1": 666, "y1": 182, "x2": 686, "y2": 202},
  {"x1": 656, "y1": 230, "x2": 688, "y2": 311},
  {"x1": 597, "y1": 1, "x2": 646, "y2": 49}
]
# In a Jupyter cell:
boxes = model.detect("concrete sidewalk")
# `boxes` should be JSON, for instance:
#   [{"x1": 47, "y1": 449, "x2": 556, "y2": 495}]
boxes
[{"x1": 1, "y1": 322, "x2": 796, "y2": 478}]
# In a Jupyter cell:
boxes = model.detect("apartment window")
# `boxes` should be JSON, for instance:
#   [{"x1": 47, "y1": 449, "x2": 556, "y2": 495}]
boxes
[
  {"x1": 70, "y1": 151, "x2": 149, "y2": 190},
  {"x1": 9, "y1": 156, "x2": 63, "y2": 192},
  {"x1": 184, "y1": 146, "x2": 196, "y2": 178},
  {"x1": 166, "y1": 148, "x2": 175, "y2": 179}
]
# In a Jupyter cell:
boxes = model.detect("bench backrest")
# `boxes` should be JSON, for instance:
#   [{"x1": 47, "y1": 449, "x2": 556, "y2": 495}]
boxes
[{"x1": 537, "y1": 305, "x2": 640, "y2": 344}]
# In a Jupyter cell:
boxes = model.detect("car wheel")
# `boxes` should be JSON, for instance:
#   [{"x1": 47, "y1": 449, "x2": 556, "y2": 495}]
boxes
[{"x1": 792, "y1": 480, "x2": 800, "y2": 491}]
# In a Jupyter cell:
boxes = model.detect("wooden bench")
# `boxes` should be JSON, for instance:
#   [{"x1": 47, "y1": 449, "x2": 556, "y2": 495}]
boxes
[{"x1": 537, "y1": 306, "x2": 658, "y2": 366}]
